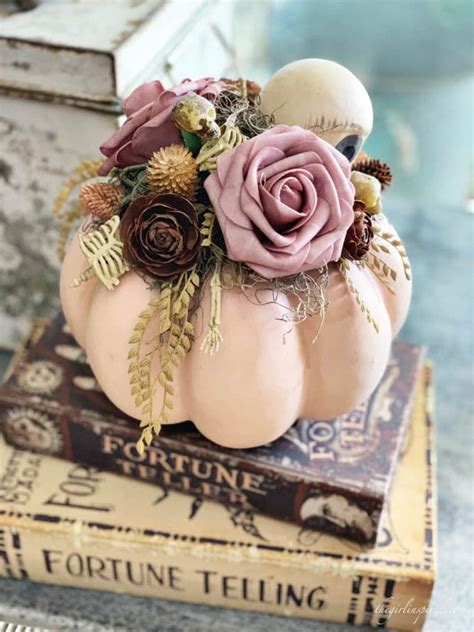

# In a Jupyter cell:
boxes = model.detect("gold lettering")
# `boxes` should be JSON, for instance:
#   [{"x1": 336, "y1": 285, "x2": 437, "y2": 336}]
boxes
[
  {"x1": 240, "y1": 471, "x2": 265, "y2": 495},
  {"x1": 102, "y1": 435, "x2": 124, "y2": 455},
  {"x1": 147, "y1": 446, "x2": 173, "y2": 471},
  {"x1": 214, "y1": 462, "x2": 239, "y2": 490},
  {"x1": 190, "y1": 459, "x2": 213, "y2": 480},
  {"x1": 123, "y1": 441, "x2": 147, "y2": 463},
  {"x1": 170, "y1": 453, "x2": 191, "y2": 474}
]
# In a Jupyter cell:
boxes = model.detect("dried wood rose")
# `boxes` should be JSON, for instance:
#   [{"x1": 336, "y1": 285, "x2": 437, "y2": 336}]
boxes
[
  {"x1": 120, "y1": 193, "x2": 201, "y2": 281},
  {"x1": 343, "y1": 202, "x2": 374, "y2": 260}
]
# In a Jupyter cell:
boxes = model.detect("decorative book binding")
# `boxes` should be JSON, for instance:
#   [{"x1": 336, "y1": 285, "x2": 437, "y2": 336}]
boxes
[
  {"x1": 0, "y1": 315, "x2": 423, "y2": 543},
  {"x1": 0, "y1": 360, "x2": 436, "y2": 631}
]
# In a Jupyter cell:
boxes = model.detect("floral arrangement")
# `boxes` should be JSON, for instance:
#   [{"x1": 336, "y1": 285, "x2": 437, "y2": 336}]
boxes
[{"x1": 54, "y1": 76, "x2": 410, "y2": 453}]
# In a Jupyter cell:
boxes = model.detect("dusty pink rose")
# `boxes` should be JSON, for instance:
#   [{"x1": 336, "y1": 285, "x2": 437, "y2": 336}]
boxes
[
  {"x1": 98, "y1": 78, "x2": 222, "y2": 175},
  {"x1": 204, "y1": 125, "x2": 355, "y2": 278}
]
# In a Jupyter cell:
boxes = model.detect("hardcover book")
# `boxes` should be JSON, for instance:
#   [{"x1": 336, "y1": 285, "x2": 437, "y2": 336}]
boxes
[
  {"x1": 0, "y1": 363, "x2": 437, "y2": 631},
  {"x1": 0, "y1": 315, "x2": 424, "y2": 543}
]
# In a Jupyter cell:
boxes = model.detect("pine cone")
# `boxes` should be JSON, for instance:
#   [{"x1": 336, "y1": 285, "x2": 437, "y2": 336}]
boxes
[
  {"x1": 353, "y1": 157, "x2": 392, "y2": 191},
  {"x1": 146, "y1": 145, "x2": 199, "y2": 199},
  {"x1": 79, "y1": 182, "x2": 122, "y2": 220}
]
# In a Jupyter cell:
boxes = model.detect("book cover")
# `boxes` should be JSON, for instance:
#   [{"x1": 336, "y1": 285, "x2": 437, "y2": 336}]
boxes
[
  {"x1": 0, "y1": 364, "x2": 437, "y2": 631},
  {"x1": 0, "y1": 315, "x2": 424, "y2": 543}
]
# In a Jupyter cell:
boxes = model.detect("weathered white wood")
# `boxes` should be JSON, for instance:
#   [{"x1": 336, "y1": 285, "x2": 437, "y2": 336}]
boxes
[
  {"x1": 0, "y1": 0, "x2": 235, "y2": 347},
  {"x1": 0, "y1": 0, "x2": 207, "y2": 102},
  {"x1": 0, "y1": 95, "x2": 118, "y2": 346}
]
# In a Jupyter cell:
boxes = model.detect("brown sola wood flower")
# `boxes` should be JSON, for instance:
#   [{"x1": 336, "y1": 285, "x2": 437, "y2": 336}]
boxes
[
  {"x1": 343, "y1": 202, "x2": 374, "y2": 261},
  {"x1": 79, "y1": 182, "x2": 122, "y2": 220},
  {"x1": 353, "y1": 156, "x2": 392, "y2": 191},
  {"x1": 120, "y1": 193, "x2": 201, "y2": 281},
  {"x1": 146, "y1": 145, "x2": 199, "y2": 200}
]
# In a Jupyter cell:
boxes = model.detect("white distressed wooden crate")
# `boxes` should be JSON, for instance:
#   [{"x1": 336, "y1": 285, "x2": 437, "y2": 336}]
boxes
[{"x1": 0, "y1": 0, "x2": 235, "y2": 347}]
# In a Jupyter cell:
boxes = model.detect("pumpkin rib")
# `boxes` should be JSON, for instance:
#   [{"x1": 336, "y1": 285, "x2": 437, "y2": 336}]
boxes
[{"x1": 61, "y1": 220, "x2": 411, "y2": 448}]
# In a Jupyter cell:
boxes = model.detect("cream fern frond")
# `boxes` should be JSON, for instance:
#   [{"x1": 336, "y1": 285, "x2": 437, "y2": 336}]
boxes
[
  {"x1": 73, "y1": 216, "x2": 129, "y2": 290},
  {"x1": 196, "y1": 126, "x2": 247, "y2": 172}
]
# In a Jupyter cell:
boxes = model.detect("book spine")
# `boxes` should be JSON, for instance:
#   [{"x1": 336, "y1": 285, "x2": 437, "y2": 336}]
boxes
[
  {"x1": 0, "y1": 521, "x2": 430, "y2": 631},
  {"x1": 40, "y1": 409, "x2": 380, "y2": 543}
]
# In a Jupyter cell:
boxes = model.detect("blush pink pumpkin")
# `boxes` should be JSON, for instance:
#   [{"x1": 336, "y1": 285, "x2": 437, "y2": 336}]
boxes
[{"x1": 60, "y1": 215, "x2": 411, "y2": 449}]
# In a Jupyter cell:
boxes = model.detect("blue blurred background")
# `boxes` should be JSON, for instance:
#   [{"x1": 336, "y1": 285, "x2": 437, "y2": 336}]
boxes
[{"x1": 236, "y1": 1, "x2": 474, "y2": 628}]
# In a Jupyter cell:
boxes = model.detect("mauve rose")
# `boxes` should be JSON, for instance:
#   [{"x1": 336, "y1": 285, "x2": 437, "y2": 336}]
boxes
[
  {"x1": 98, "y1": 78, "x2": 222, "y2": 176},
  {"x1": 204, "y1": 125, "x2": 355, "y2": 279}
]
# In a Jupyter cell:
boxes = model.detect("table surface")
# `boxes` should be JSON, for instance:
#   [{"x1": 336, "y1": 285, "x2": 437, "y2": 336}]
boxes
[{"x1": 1, "y1": 201, "x2": 473, "y2": 632}]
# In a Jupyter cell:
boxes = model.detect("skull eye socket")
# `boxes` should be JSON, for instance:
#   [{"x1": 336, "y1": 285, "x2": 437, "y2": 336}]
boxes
[{"x1": 335, "y1": 135, "x2": 363, "y2": 162}]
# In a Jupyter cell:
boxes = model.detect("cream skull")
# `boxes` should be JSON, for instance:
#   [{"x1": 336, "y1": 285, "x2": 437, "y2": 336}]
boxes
[{"x1": 260, "y1": 58, "x2": 373, "y2": 161}]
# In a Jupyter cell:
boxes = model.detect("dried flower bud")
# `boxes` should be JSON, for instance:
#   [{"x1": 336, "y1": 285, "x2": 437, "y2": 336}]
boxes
[
  {"x1": 79, "y1": 182, "x2": 122, "y2": 220},
  {"x1": 343, "y1": 205, "x2": 374, "y2": 260},
  {"x1": 146, "y1": 145, "x2": 199, "y2": 199},
  {"x1": 350, "y1": 171, "x2": 382, "y2": 214}
]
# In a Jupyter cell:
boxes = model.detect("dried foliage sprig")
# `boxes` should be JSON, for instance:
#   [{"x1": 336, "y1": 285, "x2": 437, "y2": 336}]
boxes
[
  {"x1": 128, "y1": 305, "x2": 158, "y2": 453},
  {"x1": 338, "y1": 259, "x2": 379, "y2": 333},
  {"x1": 53, "y1": 158, "x2": 103, "y2": 260},
  {"x1": 372, "y1": 225, "x2": 411, "y2": 281},
  {"x1": 56, "y1": 202, "x2": 85, "y2": 262},
  {"x1": 221, "y1": 265, "x2": 329, "y2": 344},
  {"x1": 365, "y1": 255, "x2": 396, "y2": 295},
  {"x1": 368, "y1": 242, "x2": 398, "y2": 282},
  {"x1": 72, "y1": 216, "x2": 129, "y2": 290},
  {"x1": 196, "y1": 126, "x2": 248, "y2": 172},
  {"x1": 134, "y1": 267, "x2": 201, "y2": 454},
  {"x1": 214, "y1": 89, "x2": 274, "y2": 138},
  {"x1": 201, "y1": 260, "x2": 223, "y2": 355}
]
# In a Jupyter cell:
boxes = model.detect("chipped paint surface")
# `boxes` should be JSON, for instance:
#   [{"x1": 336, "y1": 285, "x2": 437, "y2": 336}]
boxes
[
  {"x1": 0, "y1": 1, "x2": 208, "y2": 101},
  {"x1": 0, "y1": 0, "x2": 235, "y2": 346},
  {"x1": 0, "y1": 0, "x2": 165, "y2": 51},
  {"x1": 0, "y1": 95, "x2": 118, "y2": 346}
]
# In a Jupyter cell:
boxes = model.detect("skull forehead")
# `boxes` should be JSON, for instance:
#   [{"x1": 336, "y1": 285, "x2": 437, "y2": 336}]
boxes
[{"x1": 260, "y1": 59, "x2": 373, "y2": 138}]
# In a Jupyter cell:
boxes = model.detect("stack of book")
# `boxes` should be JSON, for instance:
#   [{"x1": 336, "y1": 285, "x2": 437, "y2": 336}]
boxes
[{"x1": 0, "y1": 316, "x2": 436, "y2": 630}]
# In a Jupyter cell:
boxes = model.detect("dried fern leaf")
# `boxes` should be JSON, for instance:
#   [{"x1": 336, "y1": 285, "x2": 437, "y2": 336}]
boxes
[
  {"x1": 196, "y1": 126, "x2": 247, "y2": 171},
  {"x1": 53, "y1": 158, "x2": 103, "y2": 261},
  {"x1": 338, "y1": 259, "x2": 379, "y2": 332},
  {"x1": 57, "y1": 202, "x2": 85, "y2": 261},
  {"x1": 53, "y1": 158, "x2": 103, "y2": 220},
  {"x1": 137, "y1": 267, "x2": 199, "y2": 453},
  {"x1": 76, "y1": 216, "x2": 129, "y2": 290},
  {"x1": 366, "y1": 256, "x2": 396, "y2": 295},
  {"x1": 372, "y1": 225, "x2": 411, "y2": 281}
]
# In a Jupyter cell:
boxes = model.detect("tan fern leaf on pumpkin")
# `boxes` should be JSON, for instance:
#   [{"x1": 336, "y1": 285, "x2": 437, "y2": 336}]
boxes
[
  {"x1": 79, "y1": 182, "x2": 122, "y2": 220},
  {"x1": 146, "y1": 145, "x2": 198, "y2": 199}
]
